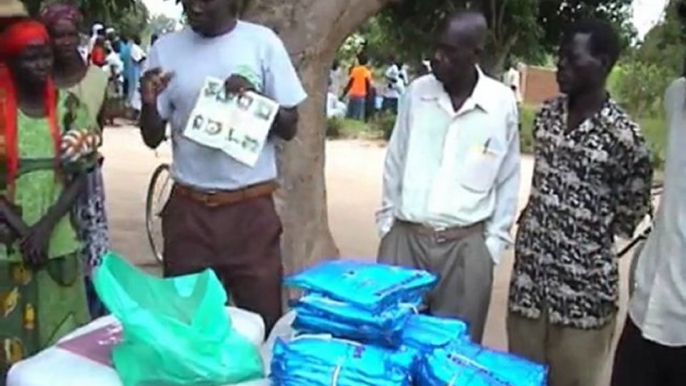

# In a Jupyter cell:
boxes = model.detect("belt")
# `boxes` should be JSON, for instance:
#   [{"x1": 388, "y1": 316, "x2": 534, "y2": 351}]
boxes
[
  {"x1": 396, "y1": 220, "x2": 484, "y2": 244},
  {"x1": 174, "y1": 181, "x2": 278, "y2": 207}
]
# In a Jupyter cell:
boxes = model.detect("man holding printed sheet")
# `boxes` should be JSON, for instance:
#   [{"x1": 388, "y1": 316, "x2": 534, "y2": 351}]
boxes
[{"x1": 138, "y1": 0, "x2": 306, "y2": 333}]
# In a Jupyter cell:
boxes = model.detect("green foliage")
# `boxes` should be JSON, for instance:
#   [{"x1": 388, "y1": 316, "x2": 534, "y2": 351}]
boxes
[
  {"x1": 370, "y1": 112, "x2": 397, "y2": 140},
  {"x1": 358, "y1": 0, "x2": 635, "y2": 74},
  {"x1": 325, "y1": 116, "x2": 392, "y2": 140},
  {"x1": 612, "y1": 62, "x2": 671, "y2": 119},
  {"x1": 637, "y1": 0, "x2": 685, "y2": 78},
  {"x1": 115, "y1": 1, "x2": 149, "y2": 39},
  {"x1": 536, "y1": 0, "x2": 636, "y2": 53},
  {"x1": 149, "y1": 14, "x2": 179, "y2": 35},
  {"x1": 338, "y1": 33, "x2": 367, "y2": 66},
  {"x1": 21, "y1": 0, "x2": 147, "y2": 37},
  {"x1": 519, "y1": 106, "x2": 536, "y2": 153},
  {"x1": 326, "y1": 117, "x2": 344, "y2": 138},
  {"x1": 641, "y1": 116, "x2": 667, "y2": 170},
  {"x1": 519, "y1": 105, "x2": 666, "y2": 169}
]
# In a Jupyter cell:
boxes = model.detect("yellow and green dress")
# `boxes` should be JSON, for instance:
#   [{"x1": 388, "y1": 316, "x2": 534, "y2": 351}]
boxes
[{"x1": 0, "y1": 94, "x2": 94, "y2": 381}]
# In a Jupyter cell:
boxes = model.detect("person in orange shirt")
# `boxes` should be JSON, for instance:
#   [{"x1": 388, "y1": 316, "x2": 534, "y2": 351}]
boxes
[
  {"x1": 90, "y1": 35, "x2": 106, "y2": 67},
  {"x1": 341, "y1": 54, "x2": 372, "y2": 121}
]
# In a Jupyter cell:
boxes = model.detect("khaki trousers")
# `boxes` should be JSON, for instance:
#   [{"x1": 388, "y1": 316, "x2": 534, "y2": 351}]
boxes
[
  {"x1": 377, "y1": 221, "x2": 494, "y2": 343},
  {"x1": 507, "y1": 310, "x2": 617, "y2": 386}
]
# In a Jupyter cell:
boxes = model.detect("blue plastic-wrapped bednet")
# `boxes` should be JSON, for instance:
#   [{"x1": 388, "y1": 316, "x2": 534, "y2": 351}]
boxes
[
  {"x1": 419, "y1": 350, "x2": 510, "y2": 386},
  {"x1": 419, "y1": 345, "x2": 547, "y2": 386},
  {"x1": 447, "y1": 343, "x2": 547, "y2": 386},
  {"x1": 400, "y1": 314, "x2": 469, "y2": 352},
  {"x1": 284, "y1": 259, "x2": 437, "y2": 312},
  {"x1": 271, "y1": 335, "x2": 418, "y2": 386},
  {"x1": 291, "y1": 292, "x2": 418, "y2": 346}
]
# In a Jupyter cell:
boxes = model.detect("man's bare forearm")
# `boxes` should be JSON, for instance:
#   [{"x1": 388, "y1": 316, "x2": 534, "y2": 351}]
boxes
[
  {"x1": 270, "y1": 107, "x2": 298, "y2": 141},
  {"x1": 139, "y1": 102, "x2": 167, "y2": 149}
]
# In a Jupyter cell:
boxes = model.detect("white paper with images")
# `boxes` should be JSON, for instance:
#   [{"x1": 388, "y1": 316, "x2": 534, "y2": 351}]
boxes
[{"x1": 183, "y1": 76, "x2": 280, "y2": 167}]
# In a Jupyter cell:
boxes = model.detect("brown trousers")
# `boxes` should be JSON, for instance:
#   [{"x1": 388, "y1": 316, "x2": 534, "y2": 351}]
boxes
[{"x1": 161, "y1": 187, "x2": 284, "y2": 332}]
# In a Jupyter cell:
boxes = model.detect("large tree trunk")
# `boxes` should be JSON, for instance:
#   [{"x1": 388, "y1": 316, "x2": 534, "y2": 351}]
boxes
[{"x1": 243, "y1": 0, "x2": 395, "y2": 275}]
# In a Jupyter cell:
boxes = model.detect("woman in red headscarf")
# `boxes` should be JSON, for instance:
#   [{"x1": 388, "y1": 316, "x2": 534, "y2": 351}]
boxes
[
  {"x1": 0, "y1": 19, "x2": 92, "y2": 379},
  {"x1": 41, "y1": 2, "x2": 110, "y2": 320}
]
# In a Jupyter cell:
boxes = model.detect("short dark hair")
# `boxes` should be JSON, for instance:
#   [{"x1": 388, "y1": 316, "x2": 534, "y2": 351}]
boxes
[
  {"x1": 357, "y1": 53, "x2": 368, "y2": 66},
  {"x1": 563, "y1": 19, "x2": 621, "y2": 70}
]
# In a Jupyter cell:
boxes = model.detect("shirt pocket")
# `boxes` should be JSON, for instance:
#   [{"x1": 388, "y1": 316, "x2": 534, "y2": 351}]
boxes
[{"x1": 459, "y1": 148, "x2": 502, "y2": 193}]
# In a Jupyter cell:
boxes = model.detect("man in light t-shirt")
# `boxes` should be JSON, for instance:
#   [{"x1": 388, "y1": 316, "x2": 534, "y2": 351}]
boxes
[
  {"x1": 139, "y1": 0, "x2": 306, "y2": 332},
  {"x1": 382, "y1": 59, "x2": 406, "y2": 114},
  {"x1": 503, "y1": 61, "x2": 522, "y2": 104},
  {"x1": 127, "y1": 35, "x2": 146, "y2": 113}
]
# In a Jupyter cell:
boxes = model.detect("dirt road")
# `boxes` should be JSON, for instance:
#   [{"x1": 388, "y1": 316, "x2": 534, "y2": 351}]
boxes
[{"x1": 103, "y1": 128, "x2": 635, "y2": 383}]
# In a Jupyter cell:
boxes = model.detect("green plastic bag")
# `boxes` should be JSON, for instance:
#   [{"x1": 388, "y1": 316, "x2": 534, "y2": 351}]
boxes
[{"x1": 93, "y1": 252, "x2": 264, "y2": 386}]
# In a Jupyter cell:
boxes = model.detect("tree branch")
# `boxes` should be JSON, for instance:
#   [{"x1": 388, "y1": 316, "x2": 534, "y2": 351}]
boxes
[
  {"x1": 497, "y1": 0, "x2": 511, "y2": 40},
  {"x1": 490, "y1": 0, "x2": 498, "y2": 37}
]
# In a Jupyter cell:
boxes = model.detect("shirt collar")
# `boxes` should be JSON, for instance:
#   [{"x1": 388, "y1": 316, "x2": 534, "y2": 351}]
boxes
[
  {"x1": 420, "y1": 66, "x2": 492, "y2": 113},
  {"x1": 557, "y1": 94, "x2": 618, "y2": 130}
]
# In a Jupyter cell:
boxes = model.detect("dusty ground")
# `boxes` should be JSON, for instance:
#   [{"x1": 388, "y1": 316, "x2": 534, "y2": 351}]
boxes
[{"x1": 102, "y1": 127, "x2": 637, "y2": 385}]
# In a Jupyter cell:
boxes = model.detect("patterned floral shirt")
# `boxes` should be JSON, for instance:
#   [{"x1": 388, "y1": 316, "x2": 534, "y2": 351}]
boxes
[{"x1": 510, "y1": 96, "x2": 653, "y2": 329}]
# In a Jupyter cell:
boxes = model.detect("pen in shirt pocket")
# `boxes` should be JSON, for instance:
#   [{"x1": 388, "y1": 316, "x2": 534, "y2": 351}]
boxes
[{"x1": 482, "y1": 138, "x2": 492, "y2": 154}]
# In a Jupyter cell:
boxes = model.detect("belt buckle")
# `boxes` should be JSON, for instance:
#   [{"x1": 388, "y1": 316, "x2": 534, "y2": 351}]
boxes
[
  {"x1": 434, "y1": 226, "x2": 447, "y2": 244},
  {"x1": 201, "y1": 191, "x2": 219, "y2": 207}
]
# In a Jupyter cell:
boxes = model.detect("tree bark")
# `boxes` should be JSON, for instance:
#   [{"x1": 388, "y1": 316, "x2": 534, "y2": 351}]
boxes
[{"x1": 243, "y1": 0, "x2": 395, "y2": 275}]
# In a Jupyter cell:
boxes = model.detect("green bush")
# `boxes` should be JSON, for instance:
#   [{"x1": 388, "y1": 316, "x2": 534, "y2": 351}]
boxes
[
  {"x1": 326, "y1": 117, "x2": 344, "y2": 138},
  {"x1": 612, "y1": 62, "x2": 671, "y2": 119},
  {"x1": 519, "y1": 105, "x2": 667, "y2": 170},
  {"x1": 371, "y1": 112, "x2": 397, "y2": 140},
  {"x1": 519, "y1": 106, "x2": 537, "y2": 154},
  {"x1": 641, "y1": 116, "x2": 666, "y2": 170}
]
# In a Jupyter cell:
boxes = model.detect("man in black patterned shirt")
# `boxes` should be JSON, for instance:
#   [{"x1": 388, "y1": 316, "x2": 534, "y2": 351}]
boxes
[{"x1": 507, "y1": 20, "x2": 653, "y2": 386}]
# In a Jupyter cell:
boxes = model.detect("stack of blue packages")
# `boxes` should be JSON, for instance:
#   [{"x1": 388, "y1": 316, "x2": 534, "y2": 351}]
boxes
[
  {"x1": 285, "y1": 259, "x2": 437, "y2": 310},
  {"x1": 400, "y1": 314, "x2": 469, "y2": 352},
  {"x1": 271, "y1": 335, "x2": 417, "y2": 386},
  {"x1": 448, "y1": 343, "x2": 547, "y2": 386},
  {"x1": 285, "y1": 259, "x2": 437, "y2": 346},
  {"x1": 292, "y1": 292, "x2": 416, "y2": 345},
  {"x1": 419, "y1": 349, "x2": 509, "y2": 386},
  {"x1": 418, "y1": 344, "x2": 547, "y2": 386}
]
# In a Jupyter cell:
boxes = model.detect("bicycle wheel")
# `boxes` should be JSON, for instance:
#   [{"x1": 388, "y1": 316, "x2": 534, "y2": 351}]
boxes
[{"x1": 146, "y1": 164, "x2": 172, "y2": 264}]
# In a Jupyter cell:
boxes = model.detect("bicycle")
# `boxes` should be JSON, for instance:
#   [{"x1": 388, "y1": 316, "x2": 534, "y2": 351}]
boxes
[
  {"x1": 618, "y1": 182, "x2": 663, "y2": 297},
  {"x1": 145, "y1": 132, "x2": 173, "y2": 264}
]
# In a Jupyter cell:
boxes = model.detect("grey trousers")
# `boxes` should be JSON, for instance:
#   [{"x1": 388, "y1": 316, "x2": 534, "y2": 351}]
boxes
[{"x1": 377, "y1": 221, "x2": 494, "y2": 343}]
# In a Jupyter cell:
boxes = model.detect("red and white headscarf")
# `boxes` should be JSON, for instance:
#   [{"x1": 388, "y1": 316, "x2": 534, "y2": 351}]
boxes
[
  {"x1": 39, "y1": 3, "x2": 81, "y2": 29},
  {"x1": 0, "y1": 19, "x2": 59, "y2": 194}
]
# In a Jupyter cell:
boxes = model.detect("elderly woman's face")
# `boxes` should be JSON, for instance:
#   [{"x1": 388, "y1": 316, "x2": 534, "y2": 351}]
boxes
[
  {"x1": 49, "y1": 19, "x2": 80, "y2": 59},
  {"x1": 13, "y1": 42, "x2": 54, "y2": 85}
]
